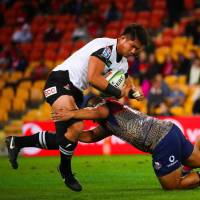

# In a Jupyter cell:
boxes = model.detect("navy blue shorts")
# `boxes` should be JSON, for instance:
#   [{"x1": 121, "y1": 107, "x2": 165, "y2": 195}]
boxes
[{"x1": 152, "y1": 124, "x2": 194, "y2": 177}]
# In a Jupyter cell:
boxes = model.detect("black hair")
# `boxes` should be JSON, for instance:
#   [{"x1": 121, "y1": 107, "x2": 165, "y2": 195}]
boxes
[{"x1": 122, "y1": 23, "x2": 149, "y2": 46}]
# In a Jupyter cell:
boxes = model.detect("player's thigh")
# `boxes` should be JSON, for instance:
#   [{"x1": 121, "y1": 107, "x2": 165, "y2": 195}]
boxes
[
  {"x1": 52, "y1": 95, "x2": 78, "y2": 111},
  {"x1": 184, "y1": 145, "x2": 200, "y2": 167},
  {"x1": 158, "y1": 167, "x2": 182, "y2": 190}
]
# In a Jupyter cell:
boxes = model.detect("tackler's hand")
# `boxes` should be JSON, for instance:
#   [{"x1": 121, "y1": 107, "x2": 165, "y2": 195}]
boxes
[{"x1": 51, "y1": 108, "x2": 74, "y2": 122}]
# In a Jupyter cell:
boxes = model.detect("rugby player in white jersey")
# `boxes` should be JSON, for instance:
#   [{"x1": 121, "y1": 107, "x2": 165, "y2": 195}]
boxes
[
  {"x1": 6, "y1": 23, "x2": 149, "y2": 191},
  {"x1": 6, "y1": 95, "x2": 200, "y2": 190}
]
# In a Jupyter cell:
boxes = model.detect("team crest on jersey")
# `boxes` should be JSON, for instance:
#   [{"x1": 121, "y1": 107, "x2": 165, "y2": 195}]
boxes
[
  {"x1": 154, "y1": 161, "x2": 162, "y2": 170},
  {"x1": 63, "y1": 84, "x2": 70, "y2": 90},
  {"x1": 102, "y1": 46, "x2": 112, "y2": 59}
]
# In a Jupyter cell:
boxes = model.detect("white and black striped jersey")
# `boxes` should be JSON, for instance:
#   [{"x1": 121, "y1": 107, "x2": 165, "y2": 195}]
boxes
[{"x1": 53, "y1": 38, "x2": 128, "y2": 91}]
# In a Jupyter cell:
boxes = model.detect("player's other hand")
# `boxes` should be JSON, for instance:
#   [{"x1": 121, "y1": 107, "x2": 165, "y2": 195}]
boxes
[
  {"x1": 51, "y1": 108, "x2": 74, "y2": 122},
  {"x1": 128, "y1": 89, "x2": 144, "y2": 101}
]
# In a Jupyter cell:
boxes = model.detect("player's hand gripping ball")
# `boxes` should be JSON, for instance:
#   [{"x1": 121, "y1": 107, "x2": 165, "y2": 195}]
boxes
[{"x1": 91, "y1": 70, "x2": 125, "y2": 97}]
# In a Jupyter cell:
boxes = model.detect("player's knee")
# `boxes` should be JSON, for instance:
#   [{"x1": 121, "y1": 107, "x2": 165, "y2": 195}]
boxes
[
  {"x1": 70, "y1": 121, "x2": 84, "y2": 132},
  {"x1": 55, "y1": 119, "x2": 83, "y2": 135},
  {"x1": 161, "y1": 183, "x2": 178, "y2": 190},
  {"x1": 177, "y1": 178, "x2": 195, "y2": 190},
  {"x1": 161, "y1": 176, "x2": 197, "y2": 190},
  {"x1": 178, "y1": 172, "x2": 200, "y2": 189},
  {"x1": 159, "y1": 174, "x2": 181, "y2": 190},
  {"x1": 64, "y1": 121, "x2": 84, "y2": 139}
]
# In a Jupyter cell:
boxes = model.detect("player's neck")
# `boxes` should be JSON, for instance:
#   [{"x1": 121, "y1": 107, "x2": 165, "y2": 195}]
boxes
[{"x1": 116, "y1": 40, "x2": 122, "y2": 62}]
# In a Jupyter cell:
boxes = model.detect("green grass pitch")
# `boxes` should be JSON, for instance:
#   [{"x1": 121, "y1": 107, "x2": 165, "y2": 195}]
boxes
[{"x1": 0, "y1": 155, "x2": 199, "y2": 200}]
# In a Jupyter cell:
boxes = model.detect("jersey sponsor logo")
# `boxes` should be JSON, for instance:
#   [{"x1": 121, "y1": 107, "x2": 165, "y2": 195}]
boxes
[
  {"x1": 101, "y1": 46, "x2": 112, "y2": 59},
  {"x1": 169, "y1": 155, "x2": 175, "y2": 163},
  {"x1": 44, "y1": 86, "x2": 57, "y2": 98},
  {"x1": 167, "y1": 155, "x2": 178, "y2": 167}
]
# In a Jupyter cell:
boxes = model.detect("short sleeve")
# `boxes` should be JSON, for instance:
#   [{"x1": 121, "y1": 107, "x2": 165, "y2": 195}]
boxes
[{"x1": 91, "y1": 46, "x2": 113, "y2": 65}]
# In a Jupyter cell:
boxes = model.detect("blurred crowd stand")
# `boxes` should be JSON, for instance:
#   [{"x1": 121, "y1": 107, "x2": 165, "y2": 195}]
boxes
[{"x1": 0, "y1": 0, "x2": 200, "y2": 139}]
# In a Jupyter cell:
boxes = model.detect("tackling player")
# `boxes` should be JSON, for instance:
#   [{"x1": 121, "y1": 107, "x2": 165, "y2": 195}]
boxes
[
  {"x1": 7, "y1": 23, "x2": 149, "y2": 192},
  {"x1": 51, "y1": 95, "x2": 200, "y2": 190},
  {"x1": 6, "y1": 95, "x2": 200, "y2": 190}
]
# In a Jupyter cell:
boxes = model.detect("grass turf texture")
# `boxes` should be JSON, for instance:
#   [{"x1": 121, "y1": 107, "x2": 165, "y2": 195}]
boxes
[{"x1": 0, "y1": 155, "x2": 199, "y2": 200}]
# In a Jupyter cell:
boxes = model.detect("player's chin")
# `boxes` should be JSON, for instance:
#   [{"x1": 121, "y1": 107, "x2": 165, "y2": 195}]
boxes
[{"x1": 126, "y1": 53, "x2": 134, "y2": 58}]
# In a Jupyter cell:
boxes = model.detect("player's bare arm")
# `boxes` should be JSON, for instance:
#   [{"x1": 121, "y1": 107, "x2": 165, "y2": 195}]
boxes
[
  {"x1": 52, "y1": 105, "x2": 109, "y2": 122},
  {"x1": 88, "y1": 56, "x2": 108, "y2": 90},
  {"x1": 52, "y1": 103, "x2": 111, "y2": 143}
]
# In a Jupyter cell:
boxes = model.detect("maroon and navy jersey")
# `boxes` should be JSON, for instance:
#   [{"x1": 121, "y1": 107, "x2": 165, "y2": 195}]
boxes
[{"x1": 99, "y1": 99, "x2": 173, "y2": 153}]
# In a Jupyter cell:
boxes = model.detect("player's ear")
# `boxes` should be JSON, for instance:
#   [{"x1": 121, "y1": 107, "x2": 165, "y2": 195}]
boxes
[{"x1": 118, "y1": 35, "x2": 126, "y2": 41}]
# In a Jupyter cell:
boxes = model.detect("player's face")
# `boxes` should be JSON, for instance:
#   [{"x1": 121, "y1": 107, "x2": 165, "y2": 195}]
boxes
[{"x1": 117, "y1": 36, "x2": 143, "y2": 58}]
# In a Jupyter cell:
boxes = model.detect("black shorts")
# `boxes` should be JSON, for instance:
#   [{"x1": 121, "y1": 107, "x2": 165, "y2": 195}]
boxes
[{"x1": 43, "y1": 70, "x2": 83, "y2": 107}]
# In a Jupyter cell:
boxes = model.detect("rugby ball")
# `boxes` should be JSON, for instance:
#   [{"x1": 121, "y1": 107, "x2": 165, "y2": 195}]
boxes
[{"x1": 105, "y1": 70, "x2": 125, "y2": 90}]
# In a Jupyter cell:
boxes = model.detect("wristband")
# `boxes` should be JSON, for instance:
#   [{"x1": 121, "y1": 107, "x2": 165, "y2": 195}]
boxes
[
  {"x1": 128, "y1": 89, "x2": 140, "y2": 99},
  {"x1": 104, "y1": 83, "x2": 121, "y2": 98}
]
